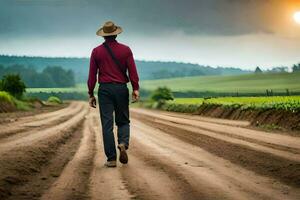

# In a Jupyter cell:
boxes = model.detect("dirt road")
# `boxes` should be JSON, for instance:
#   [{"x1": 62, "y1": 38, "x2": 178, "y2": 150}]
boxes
[{"x1": 0, "y1": 101, "x2": 299, "y2": 200}]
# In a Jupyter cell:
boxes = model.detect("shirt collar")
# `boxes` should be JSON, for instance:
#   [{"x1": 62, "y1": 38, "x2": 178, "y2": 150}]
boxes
[{"x1": 104, "y1": 38, "x2": 117, "y2": 43}]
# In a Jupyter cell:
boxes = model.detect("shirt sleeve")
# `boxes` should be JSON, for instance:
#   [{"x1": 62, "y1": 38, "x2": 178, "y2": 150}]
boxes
[
  {"x1": 126, "y1": 48, "x2": 139, "y2": 90},
  {"x1": 87, "y1": 49, "x2": 98, "y2": 97}
]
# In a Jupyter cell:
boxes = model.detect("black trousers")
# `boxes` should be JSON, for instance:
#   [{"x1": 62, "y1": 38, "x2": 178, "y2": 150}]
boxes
[{"x1": 98, "y1": 83, "x2": 130, "y2": 161}]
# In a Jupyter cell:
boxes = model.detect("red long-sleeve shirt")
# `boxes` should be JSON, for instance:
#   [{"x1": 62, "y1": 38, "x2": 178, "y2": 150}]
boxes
[{"x1": 87, "y1": 38, "x2": 139, "y2": 97}]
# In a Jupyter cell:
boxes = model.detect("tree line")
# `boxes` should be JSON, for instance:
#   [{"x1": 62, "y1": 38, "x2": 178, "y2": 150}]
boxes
[
  {"x1": 0, "y1": 64, "x2": 75, "y2": 88},
  {"x1": 255, "y1": 63, "x2": 300, "y2": 74}
]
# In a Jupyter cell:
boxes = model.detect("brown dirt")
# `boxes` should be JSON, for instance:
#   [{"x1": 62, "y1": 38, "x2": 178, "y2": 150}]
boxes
[
  {"x1": 196, "y1": 104, "x2": 300, "y2": 133},
  {"x1": 0, "y1": 102, "x2": 68, "y2": 124},
  {"x1": 4, "y1": 123, "x2": 84, "y2": 200},
  {"x1": 0, "y1": 101, "x2": 16, "y2": 113},
  {"x1": 131, "y1": 113, "x2": 300, "y2": 187},
  {"x1": 0, "y1": 102, "x2": 300, "y2": 200}
]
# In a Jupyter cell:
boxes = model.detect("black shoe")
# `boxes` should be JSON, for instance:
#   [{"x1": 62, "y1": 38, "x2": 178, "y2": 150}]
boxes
[{"x1": 118, "y1": 144, "x2": 128, "y2": 164}]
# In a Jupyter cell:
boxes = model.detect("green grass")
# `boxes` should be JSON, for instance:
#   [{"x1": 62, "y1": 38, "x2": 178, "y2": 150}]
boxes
[
  {"x1": 168, "y1": 98, "x2": 204, "y2": 104},
  {"x1": 47, "y1": 96, "x2": 62, "y2": 104},
  {"x1": 0, "y1": 91, "x2": 32, "y2": 111},
  {"x1": 26, "y1": 83, "x2": 89, "y2": 93},
  {"x1": 141, "y1": 72, "x2": 300, "y2": 93},
  {"x1": 13, "y1": 98, "x2": 32, "y2": 111},
  {"x1": 0, "y1": 91, "x2": 14, "y2": 104}
]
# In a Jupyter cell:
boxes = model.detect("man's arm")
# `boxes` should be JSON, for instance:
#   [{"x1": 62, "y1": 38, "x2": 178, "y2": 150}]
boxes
[
  {"x1": 87, "y1": 49, "x2": 98, "y2": 107},
  {"x1": 126, "y1": 48, "x2": 140, "y2": 101}
]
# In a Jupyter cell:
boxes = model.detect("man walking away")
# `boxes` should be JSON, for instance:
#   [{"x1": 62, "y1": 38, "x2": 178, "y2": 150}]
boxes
[{"x1": 87, "y1": 21, "x2": 140, "y2": 167}]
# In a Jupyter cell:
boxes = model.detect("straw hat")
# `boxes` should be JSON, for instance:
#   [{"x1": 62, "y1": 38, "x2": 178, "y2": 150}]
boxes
[{"x1": 96, "y1": 21, "x2": 123, "y2": 36}]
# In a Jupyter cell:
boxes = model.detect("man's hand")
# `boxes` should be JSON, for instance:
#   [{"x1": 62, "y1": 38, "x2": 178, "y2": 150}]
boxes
[
  {"x1": 89, "y1": 96, "x2": 96, "y2": 108},
  {"x1": 132, "y1": 90, "x2": 140, "y2": 103}
]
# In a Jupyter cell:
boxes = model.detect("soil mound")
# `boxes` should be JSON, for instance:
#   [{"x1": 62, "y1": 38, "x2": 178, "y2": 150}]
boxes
[
  {"x1": 196, "y1": 104, "x2": 300, "y2": 131},
  {"x1": 0, "y1": 102, "x2": 16, "y2": 113}
]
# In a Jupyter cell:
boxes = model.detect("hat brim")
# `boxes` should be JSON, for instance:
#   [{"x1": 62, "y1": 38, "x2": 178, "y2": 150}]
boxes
[{"x1": 96, "y1": 26, "x2": 123, "y2": 36}]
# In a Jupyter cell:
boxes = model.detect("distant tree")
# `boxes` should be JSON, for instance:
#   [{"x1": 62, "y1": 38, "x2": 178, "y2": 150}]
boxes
[
  {"x1": 151, "y1": 87, "x2": 174, "y2": 102},
  {"x1": 267, "y1": 66, "x2": 288, "y2": 73},
  {"x1": 0, "y1": 65, "x2": 76, "y2": 88},
  {"x1": 254, "y1": 66, "x2": 263, "y2": 74},
  {"x1": 36, "y1": 72, "x2": 55, "y2": 88},
  {"x1": 43, "y1": 66, "x2": 75, "y2": 87},
  {"x1": 0, "y1": 64, "x2": 4, "y2": 77},
  {"x1": 0, "y1": 74, "x2": 26, "y2": 99},
  {"x1": 292, "y1": 63, "x2": 300, "y2": 72}
]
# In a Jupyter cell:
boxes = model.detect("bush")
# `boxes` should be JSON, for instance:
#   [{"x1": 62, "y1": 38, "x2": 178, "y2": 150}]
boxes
[
  {"x1": 0, "y1": 91, "x2": 16, "y2": 112},
  {"x1": 0, "y1": 91, "x2": 14, "y2": 104},
  {"x1": 0, "y1": 74, "x2": 26, "y2": 99},
  {"x1": 13, "y1": 98, "x2": 32, "y2": 111},
  {"x1": 47, "y1": 96, "x2": 62, "y2": 104},
  {"x1": 150, "y1": 87, "x2": 174, "y2": 103}
]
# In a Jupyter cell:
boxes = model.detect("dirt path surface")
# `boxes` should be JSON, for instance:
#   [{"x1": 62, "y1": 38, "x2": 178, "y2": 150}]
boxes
[{"x1": 0, "y1": 102, "x2": 299, "y2": 200}]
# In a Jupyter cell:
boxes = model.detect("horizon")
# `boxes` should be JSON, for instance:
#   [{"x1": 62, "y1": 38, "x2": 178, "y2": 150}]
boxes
[
  {"x1": 1, "y1": 0, "x2": 300, "y2": 70},
  {"x1": 2, "y1": 54, "x2": 296, "y2": 72}
]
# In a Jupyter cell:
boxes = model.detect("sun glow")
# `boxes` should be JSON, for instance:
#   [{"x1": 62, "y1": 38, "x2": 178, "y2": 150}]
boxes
[{"x1": 294, "y1": 11, "x2": 300, "y2": 24}]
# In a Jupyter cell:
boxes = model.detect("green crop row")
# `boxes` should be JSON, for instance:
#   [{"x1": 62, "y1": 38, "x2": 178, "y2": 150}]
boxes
[{"x1": 160, "y1": 96, "x2": 300, "y2": 113}]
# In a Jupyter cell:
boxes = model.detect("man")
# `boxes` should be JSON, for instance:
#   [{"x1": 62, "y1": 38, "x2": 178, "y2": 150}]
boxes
[{"x1": 87, "y1": 21, "x2": 140, "y2": 167}]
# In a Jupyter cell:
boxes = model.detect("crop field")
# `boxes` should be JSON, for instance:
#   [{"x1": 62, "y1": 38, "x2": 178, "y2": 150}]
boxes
[
  {"x1": 166, "y1": 96, "x2": 300, "y2": 111},
  {"x1": 170, "y1": 98, "x2": 204, "y2": 104},
  {"x1": 141, "y1": 72, "x2": 300, "y2": 93}
]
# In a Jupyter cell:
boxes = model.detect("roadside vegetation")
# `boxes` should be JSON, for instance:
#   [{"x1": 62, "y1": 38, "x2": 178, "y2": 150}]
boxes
[
  {"x1": 161, "y1": 96, "x2": 300, "y2": 113},
  {"x1": 0, "y1": 74, "x2": 62, "y2": 113},
  {"x1": 138, "y1": 87, "x2": 300, "y2": 131},
  {"x1": 0, "y1": 74, "x2": 36, "y2": 112},
  {"x1": 47, "y1": 96, "x2": 63, "y2": 104}
]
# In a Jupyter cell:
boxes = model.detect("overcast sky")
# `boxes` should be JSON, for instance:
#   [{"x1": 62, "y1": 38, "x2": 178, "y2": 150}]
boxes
[{"x1": 1, "y1": 0, "x2": 300, "y2": 70}]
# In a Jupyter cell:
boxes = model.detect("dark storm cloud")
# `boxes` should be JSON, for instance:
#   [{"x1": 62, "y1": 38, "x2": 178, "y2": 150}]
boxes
[{"x1": 0, "y1": 0, "x2": 278, "y2": 37}]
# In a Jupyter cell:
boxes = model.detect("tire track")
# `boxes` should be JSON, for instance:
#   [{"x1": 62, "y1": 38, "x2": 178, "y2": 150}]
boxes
[
  {"x1": 131, "y1": 110, "x2": 300, "y2": 161},
  {"x1": 120, "y1": 154, "x2": 198, "y2": 200},
  {"x1": 89, "y1": 109, "x2": 200, "y2": 200},
  {"x1": 4, "y1": 122, "x2": 84, "y2": 200},
  {"x1": 131, "y1": 119, "x2": 300, "y2": 200},
  {"x1": 88, "y1": 112, "x2": 133, "y2": 200},
  {"x1": 41, "y1": 113, "x2": 96, "y2": 200},
  {"x1": 0, "y1": 103, "x2": 68, "y2": 125},
  {"x1": 131, "y1": 108, "x2": 300, "y2": 152},
  {"x1": 1, "y1": 103, "x2": 299, "y2": 200},
  {"x1": 132, "y1": 115, "x2": 300, "y2": 187},
  {"x1": 0, "y1": 102, "x2": 81, "y2": 140},
  {"x1": 0, "y1": 103, "x2": 88, "y2": 153},
  {"x1": 158, "y1": 118, "x2": 300, "y2": 161},
  {"x1": 131, "y1": 108, "x2": 250, "y2": 127},
  {"x1": 0, "y1": 102, "x2": 89, "y2": 199}
]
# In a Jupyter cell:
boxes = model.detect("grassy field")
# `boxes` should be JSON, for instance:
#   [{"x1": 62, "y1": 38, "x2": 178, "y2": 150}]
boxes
[
  {"x1": 27, "y1": 72, "x2": 300, "y2": 94},
  {"x1": 141, "y1": 72, "x2": 300, "y2": 93},
  {"x1": 26, "y1": 83, "x2": 89, "y2": 93}
]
